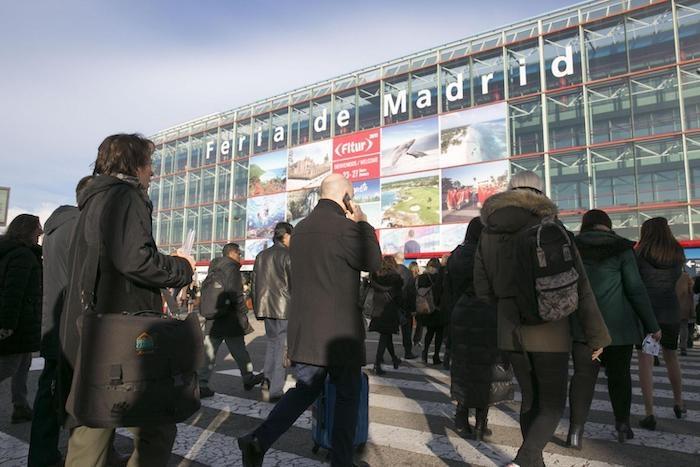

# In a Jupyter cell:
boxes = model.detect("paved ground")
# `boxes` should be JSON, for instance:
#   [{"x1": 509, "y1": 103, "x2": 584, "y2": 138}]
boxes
[{"x1": 1, "y1": 319, "x2": 699, "y2": 466}]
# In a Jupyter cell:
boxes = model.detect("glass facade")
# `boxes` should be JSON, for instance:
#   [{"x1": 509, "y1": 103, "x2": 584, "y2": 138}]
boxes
[{"x1": 149, "y1": 0, "x2": 700, "y2": 261}]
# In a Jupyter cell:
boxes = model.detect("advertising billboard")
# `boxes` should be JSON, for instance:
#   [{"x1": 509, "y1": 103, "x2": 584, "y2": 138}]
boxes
[{"x1": 0, "y1": 187, "x2": 8, "y2": 227}]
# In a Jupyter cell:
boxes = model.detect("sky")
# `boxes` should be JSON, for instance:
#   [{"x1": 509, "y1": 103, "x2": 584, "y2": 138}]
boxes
[{"x1": 0, "y1": 0, "x2": 568, "y2": 228}]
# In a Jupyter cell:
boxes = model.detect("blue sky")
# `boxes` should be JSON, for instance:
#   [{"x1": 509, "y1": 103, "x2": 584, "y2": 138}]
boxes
[{"x1": 0, "y1": 0, "x2": 567, "y2": 225}]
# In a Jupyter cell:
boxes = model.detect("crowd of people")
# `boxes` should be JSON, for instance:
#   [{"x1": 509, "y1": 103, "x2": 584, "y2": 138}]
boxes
[{"x1": 0, "y1": 132, "x2": 697, "y2": 467}]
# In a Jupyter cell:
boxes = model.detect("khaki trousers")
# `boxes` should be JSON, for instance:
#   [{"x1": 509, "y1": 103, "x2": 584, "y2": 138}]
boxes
[{"x1": 65, "y1": 424, "x2": 177, "y2": 467}]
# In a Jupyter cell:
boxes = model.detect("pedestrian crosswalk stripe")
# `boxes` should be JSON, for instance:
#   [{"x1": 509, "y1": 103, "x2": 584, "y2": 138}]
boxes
[{"x1": 0, "y1": 431, "x2": 28, "y2": 467}]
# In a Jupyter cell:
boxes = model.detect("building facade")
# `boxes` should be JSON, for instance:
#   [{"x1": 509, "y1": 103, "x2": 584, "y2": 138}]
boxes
[{"x1": 149, "y1": 0, "x2": 700, "y2": 262}]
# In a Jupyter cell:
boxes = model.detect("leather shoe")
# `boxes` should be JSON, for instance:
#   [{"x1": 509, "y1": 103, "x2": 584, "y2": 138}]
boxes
[
  {"x1": 238, "y1": 434, "x2": 264, "y2": 467},
  {"x1": 244, "y1": 373, "x2": 265, "y2": 391},
  {"x1": 404, "y1": 353, "x2": 417, "y2": 360},
  {"x1": 199, "y1": 387, "x2": 215, "y2": 398},
  {"x1": 566, "y1": 425, "x2": 583, "y2": 450},
  {"x1": 639, "y1": 415, "x2": 656, "y2": 430}
]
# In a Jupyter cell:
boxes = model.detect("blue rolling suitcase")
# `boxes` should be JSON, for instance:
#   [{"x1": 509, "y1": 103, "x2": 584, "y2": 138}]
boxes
[{"x1": 311, "y1": 371, "x2": 369, "y2": 455}]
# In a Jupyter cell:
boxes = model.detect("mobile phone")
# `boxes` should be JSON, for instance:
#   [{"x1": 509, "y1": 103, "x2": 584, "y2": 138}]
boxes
[{"x1": 343, "y1": 193, "x2": 354, "y2": 214}]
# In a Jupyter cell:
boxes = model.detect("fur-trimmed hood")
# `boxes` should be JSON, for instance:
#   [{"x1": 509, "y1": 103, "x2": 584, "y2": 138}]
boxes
[
  {"x1": 480, "y1": 189, "x2": 558, "y2": 233},
  {"x1": 575, "y1": 230, "x2": 635, "y2": 262}
]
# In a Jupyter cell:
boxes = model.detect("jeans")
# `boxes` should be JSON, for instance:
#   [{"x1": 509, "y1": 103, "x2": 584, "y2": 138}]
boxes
[
  {"x1": 253, "y1": 363, "x2": 362, "y2": 467},
  {"x1": 508, "y1": 351, "x2": 569, "y2": 467},
  {"x1": 28, "y1": 357, "x2": 62, "y2": 466},
  {"x1": 263, "y1": 319, "x2": 288, "y2": 397},
  {"x1": 400, "y1": 314, "x2": 413, "y2": 356},
  {"x1": 0, "y1": 352, "x2": 31, "y2": 407},
  {"x1": 376, "y1": 333, "x2": 396, "y2": 364},
  {"x1": 199, "y1": 334, "x2": 255, "y2": 387}
]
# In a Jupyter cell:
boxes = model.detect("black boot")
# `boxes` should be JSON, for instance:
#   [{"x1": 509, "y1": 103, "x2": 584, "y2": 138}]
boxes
[
  {"x1": 454, "y1": 405, "x2": 472, "y2": 437},
  {"x1": 473, "y1": 407, "x2": 491, "y2": 441},
  {"x1": 373, "y1": 363, "x2": 386, "y2": 376},
  {"x1": 566, "y1": 424, "x2": 584, "y2": 450},
  {"x1": 392, "y1": 356, "x2": 401, "y2": 369},
  {"x1": 615, "y1": 420, "x2": 634, "y2": 443},
  {"x1": 243, "y1": 372, "x2": 265, "y2": 391},
  {"x1": 421, "y1": 349, "x2": 428, "y2": 364}
]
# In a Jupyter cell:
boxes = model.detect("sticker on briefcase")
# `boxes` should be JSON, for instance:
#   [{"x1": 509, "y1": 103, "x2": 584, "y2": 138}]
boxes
[{"x1": 135, "y1": 332, "x2": 155, "y2": 355}]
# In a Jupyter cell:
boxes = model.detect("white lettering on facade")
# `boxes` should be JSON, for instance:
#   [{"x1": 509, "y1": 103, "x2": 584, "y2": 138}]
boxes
[
  {"x1": 337, "y1": 109, "x2": 350, "y2": 127},
  {"x1": 552, "y1": 45, "x2": 574, "y2": 78},
  {"x1": 314, "y1": 108, "x2": 328, "y2": 133},
  {"x1": 445, "y1": 73, "x2": 464, "y2": 102},
  {"x1": 220, "y1": 140, "x2": 230, "y2": 155},
  {"x1": 273, "y1": 126, "x2": 285, "y2": 143},
  {"x1": 416, "y1": 89, "x2": 432, "y2": 109},
  {"x1": 206, "y1": 141, "x2": 215, "y2": 159},
  {"x1": 256, "y1": 129, "x2": 263, "y2": 147},
  {"x1": 238, "y1": 136, "x2": 246, "y2": 152},
  {"x1": 481, "y1": 73, "x2": 494, "y2": 95},
  {"x1": 383, "y1": 90, "x2": 407, "y2": 117},
  {"x1": 519, "y1": 58, "x2": 527, "y2": 86}
]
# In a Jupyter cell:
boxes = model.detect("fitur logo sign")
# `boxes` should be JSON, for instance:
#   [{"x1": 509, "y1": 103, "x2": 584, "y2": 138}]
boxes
[{"x1": 205, "y1": 46, "x2": 575, "y2": 159}]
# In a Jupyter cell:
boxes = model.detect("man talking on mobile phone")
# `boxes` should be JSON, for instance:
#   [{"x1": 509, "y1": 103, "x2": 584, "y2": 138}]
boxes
[{"x1": 238, "y1": 173, "x2": 381, "y2": 467}]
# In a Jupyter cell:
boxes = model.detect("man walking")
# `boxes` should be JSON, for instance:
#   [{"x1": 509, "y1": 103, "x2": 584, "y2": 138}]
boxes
[
  {"x1": 394, "y1": 252, "x2": 416, "y2": 360},
  {"x1": 199, "y1": 243, "x2": 264, "y2": 397},
  {"x1": 238, "y1": 173, "x2": 381, "y2": 467},
  {"x1": 252, "y1": 222, "x2": 293, "y2": 402}
]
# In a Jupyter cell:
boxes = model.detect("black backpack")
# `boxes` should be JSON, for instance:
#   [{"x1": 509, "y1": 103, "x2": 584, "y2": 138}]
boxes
[
  {"x1": 514, "y1": 216, "x2": 579, "y2": 325},
  {"x1": 199, "y1": 267, "x2": 231, "y2": 320}
]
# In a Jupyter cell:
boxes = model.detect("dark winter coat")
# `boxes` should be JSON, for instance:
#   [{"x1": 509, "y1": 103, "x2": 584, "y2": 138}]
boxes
[
  {"x1": 677, "y1": 272, "x2": 694, "y2": 322},
  {"x1": 60, "y1": 174, "x2": 193, "y2": 371},
  {"x1": 397, "y1": 264, "x2": 414, "y2": 314},
  {"x1": 252, "y1": 242, "x2": 291, "y2": 320},
  {"x1": 287, "y1": 199, "x2": 381, "y2": 367},
  {"x1": 0, "y1": 237, "x2": 42, "y2": 356},
  {"x1": 450, "y1": 241, "x2": 514, "y2": 408},
  {"x1": 40, "y1": 205, "x2": 79, "y2": 359},
  {"x1": 574, "y1": 230, "x2": 659, "y2": 346},
  {"x1": 368, "y1": 271, "x2": 403, "y2": 335},
  {"x1": 206, "y1": 256, "x2": 253, "y2": 338},
  {"x1": 415, "y1": 268, "x2": 448, "y2": 328},
  {"x1": 636, "y1": 253, "x2": 683, "y2": 325},
  {"x1": 474, "y1": 189, "x2": 611, "y2": 352}
]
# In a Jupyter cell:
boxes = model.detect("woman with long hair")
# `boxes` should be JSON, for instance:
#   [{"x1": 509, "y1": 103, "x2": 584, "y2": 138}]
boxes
[
  {"x1": 566, "y1": 210, "x2": 660, "y2": 447},
  {"x1": 368, "y1": 255, "x2": 404, "y2": 375},
  {"x1": 635, "y1": 217, "x2": 687, "y2": 429},
  {"x1": 417, "y1": 257, "x2": 448, "y2": 365},
  {"x1": 0, "y1": 214, "x2": 43, "y2": 424}
]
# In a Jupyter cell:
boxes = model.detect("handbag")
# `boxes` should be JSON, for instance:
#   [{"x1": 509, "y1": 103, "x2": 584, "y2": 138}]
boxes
[{"x1": 66, "y1": 235, "x2": 203, "y2": 428}]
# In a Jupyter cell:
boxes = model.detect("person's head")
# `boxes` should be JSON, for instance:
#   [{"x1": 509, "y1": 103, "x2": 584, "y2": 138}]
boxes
[
  {"x1": 320, "y1": 173, "x2": 353, "y2": 213},
  {"x1": 378, "y1": 255, "x2": 398, "y2": 276},
  {"x1": 408, "y1": 261, "x2": 419, "y2": 276},
  {"x1": 75, "y1": 176, "x2": 92, "y2": 203},
  {"x1": 394, "y1": 251, "x2": 405, "y2": 264},
  {"x1": 426, "y1": 257, "x2": 440, "y2": 272},
  {"x1": 407, "y1": 229, "x2": 415, "y2": 239},
  {"x1": 508, "y1": 170, "x2": 544, "y2": 195},
  {"x1": 273, "y1": 222, "x2": 293, "y2": 247},
  {"x1": 222, "y1": 242, "x2": 242, "y2": 263},
  {"x1": 637, "y1": 217, "x2": 685, "y2": 265},
  {"x1": 4, "y1": 214, "x2": 42, "y2": 246},
  {"x1": 580, "y1": 209, "x2": 612, "y2": 233},
  {"x1": 93, "y1": 134, "x2": 155, "y2": 190},
  {"x1": 464, "y1": 216, "x2": 484, "y2": 244}
]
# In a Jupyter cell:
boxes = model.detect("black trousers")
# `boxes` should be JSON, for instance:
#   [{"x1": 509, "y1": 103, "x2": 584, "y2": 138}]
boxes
[
  {"x1": 400, "y1": 314, "x2": 413, "y2": 357},
  {"x1": 28, "y1": 357, "x2": 62, "y2": 467},
  {"x1": 376, "y1": 333, "x2": 396, "y2": 364},
  {"x1": 570, "y1": 343, "x2": 633, "y2": 425},
  {"x1": 424, "y1": 326, "x2": 443, "y2": 358},
  {"x1": 508, "y1": 351, "x2": 569, "y2": 467}
]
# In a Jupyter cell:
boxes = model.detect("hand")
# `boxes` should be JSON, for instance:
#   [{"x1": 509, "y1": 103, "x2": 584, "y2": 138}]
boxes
[
  {"x1": 651, "y1": 330, "x2": 662, "y2": 341},
  {"x1": 0, "y1": 328, "x2": 14, "y2": 340},
  {"x1": 174, "y1": 249, "x2": 197, "y2": 273},
  {"x1": 346, "y1": 201, "x2": 367, "y2": 223},
  {"x1": 591, "y1": 348, "x2": 603, "y2": 362}
]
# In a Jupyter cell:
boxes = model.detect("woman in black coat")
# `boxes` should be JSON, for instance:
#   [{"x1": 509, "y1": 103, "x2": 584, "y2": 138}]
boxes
[
  {"x1": 450, "y1": 217, "x2": 514, "y2": 440},
  {"x1": 416, "y1": 257, "x2": 447, "y2": 365},
  {"x1": 0, "y1": 214, "x2": 43, "y2": 423},
  {"x1": 368, "y1": 255, "x2": 404, "y2": 375}
]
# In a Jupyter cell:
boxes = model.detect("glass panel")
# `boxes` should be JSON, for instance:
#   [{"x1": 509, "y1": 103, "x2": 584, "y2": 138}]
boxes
[
  {"x1": 189, "y1": 135, "x2": 204, "y2": 169},
  {"x1": 311, "y1": 96, "x2": 332, "y2": 141},
  {"x1": 231, "y1": 201, "x2": 246, "y2": 239},
  {"x1": 588, "y1": 79, "x2": 632, "y2": 144},
  {"x1": 411, "y1": 66, "x2": 438, "y2": 118},
  {"x1": 216, "y1": 164, "x2": 232, "y2": 202},
  {"x1": 173, "y1": 174, "x2": 187, "y2": 208},
  {"x1": 235, "y1": 118, "x2": 252, "y2": 158},
  {"x1": 162, "y1": 143, "x2": 175, "y2": 175},
  {"x1": 639, "y1": 207, "x2": 690, "y2": 240},
  {"x1": 271, "y1": 108, "x2": 289, "y2": 150},
  {"x1": 358, "y1": 83, "x2": 381, "y2": 130},
  {"x1": 691, "y1": 206, "x2": 700, "y2": 239},
  {"x1": 510, "y1": 155, "x2": 545, "y2": 182},
  {"x1": 626, "y1": 4, "x2": 675, "y2": 72},
  {"x1": 199, "y1": 205, "x2": 214, "y2": 242},
  {"x1": 185, "y1": 208, "x2": 199, "y2": 243},
  {"x1": 559, "y1": 214, "x2": 582, "y2": 234},
  {"x1": 219, "y1": 125, "x2": 234, "y2": 162},
  {"x1": 215, "y1": 203, "x2": 230, "y2": 242},
  {"x1": 543, "y1": 30, "x2": 582, "y2": 90},
  {"x1": 584, "y1": 17, "x2": 628, "y2": 81},
  {"x1": 334, "y1": 89, "x2": 356, "y2": 136},
  {"x1": 608, "y1": 211, "x2": 640, "y2": 240},
  {"x1": 509, "y1": 98, "x2": 543, "y2": 155},
  {"x1": 440, "y1": 57, "x2": 471, "y2": 112},
  {"x1": 201, "y1": 167, "x2": 216, "y2": 204},
  {"x1": 681, "y1": 66, "x2": 700, "y2": 129},
  {"x1": 159, "y1": 211, "x2": 172, "y2": 246},
  {"x1": 635, "y1": 138, "x2": 686, "y2": 204},
  {"x1": 547, "y1": 89, "x2": 585, "y2": 150},
  {"x1": 383, "y1": 74, "x2": 410, "y2": 124},
  {"x1": 630, "y1": 71, "x2": 680, "y2": 137},
  {"x1": 186, "y1": 171, "x2": 201, "y2": 206},
  {"x1": 472, "y1": 51, "x2": 505, "y2": 105},
  {"x1": 171, "y1": 211, "x2": 184, "y2": 247},
  {"x1": 685, "y1": 135, "x2": 700, "y2": 199},
  {"x1": 161, "y1": 177, "x2": 174, "y2": 210},
  {"x1": 152, "y1": 148, "x2": 162, "y2": 178},
  {"x1": 291, "y1": 104, "x2": 310, "y2": 146},
  {"x1": 203, "y1": 129, "x2": 218, "y2": 164},
  {"x1": 149, "y1": 183, "x2": 160, "y2": 211},
  {"x1": 550, "y1": 151, "x2": 590, "y2": 211},
  {"x1": 253, "y1": 113, "x2": 271, "y2": 154},
  {"x1": 233, "y1": 159, "x2": 249, "y2": 199},
  {"x1": 507, "y1": 41, "x2": 540, "y2": 98},
  {"x1": 678, "y1": 0, "x2": 700, "y2": 61},
  {"x1": 591, "y1": 144, "x2": 637, "y2": 208},
  {"x1": 175, "y1": 138, "x2": 189, "y2": 172}
]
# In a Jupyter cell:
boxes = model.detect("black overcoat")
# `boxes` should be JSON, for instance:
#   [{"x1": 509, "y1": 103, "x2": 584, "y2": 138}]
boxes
[
  {"x1": 287, "y1": 199, "x2": 381, "y2": 367},
  {"x1": 368, "y1": 272, "x2": 403, "y2": 335}
]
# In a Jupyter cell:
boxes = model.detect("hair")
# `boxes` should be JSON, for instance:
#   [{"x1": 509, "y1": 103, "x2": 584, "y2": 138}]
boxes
[
  {"x1": 464, "y1": 216, "x2": 483, "y2": 244},
  {"x1": 4, "y1": 214, "x2": 41, "y2": 246},
  {"x1": 580, "y1": 209, "x2": 612, "y2": 233},
  {"x1": 273, "y1": 222, "x2": 293, "y2": 243},
  {"x1": 636, "y1": 217, "x2": 685, "y2": 266},
  {"x1": 93, "y1": 134, "x2": 155, "y2": 177},
  {"x1": 408, "y1": 261, "x2": 419, "y2": 277},
  {"x1": 75, "y1": 176, "x2": 92, "y2": 199},
  {"x1": 508, "y1": 170, "x2": 544, "y2": 194},
  {"x1": 222, "y1": 242, "x2": 241, "y2": 258},
  {"x1": 426, "y1": 257, "x2": 440, "y2": 270},
  {"x1": 377, "y1": 255, "x2": 398, "y2": 276}
]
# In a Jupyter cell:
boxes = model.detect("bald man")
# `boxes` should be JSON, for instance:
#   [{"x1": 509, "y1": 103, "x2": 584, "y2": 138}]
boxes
[{"x1": 239, "y1": 174, "x2": 381, "y2": 467}]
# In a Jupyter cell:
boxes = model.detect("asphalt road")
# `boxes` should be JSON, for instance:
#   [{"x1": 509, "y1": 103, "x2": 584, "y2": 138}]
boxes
[{"x1": 1, "y1": 318, "x2": 699, "y2": 466}]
